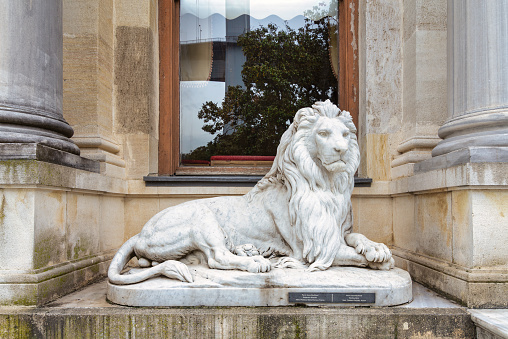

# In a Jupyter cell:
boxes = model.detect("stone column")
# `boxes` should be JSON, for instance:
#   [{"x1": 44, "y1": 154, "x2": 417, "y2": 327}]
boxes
[
  {"x1": 0, "y1": 0, "x2": 79, "y2": 155},
  {"x1": 432, "y1": 0, "x2": 508, "y2": 158}
]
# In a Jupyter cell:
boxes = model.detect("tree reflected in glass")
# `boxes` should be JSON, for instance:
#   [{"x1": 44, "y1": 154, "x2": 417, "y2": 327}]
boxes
[{"x1": 182, "y1": 4, "x2": 338, "y2": 162}]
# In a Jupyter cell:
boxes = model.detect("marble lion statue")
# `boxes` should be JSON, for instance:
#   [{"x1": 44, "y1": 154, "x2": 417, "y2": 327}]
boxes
[{"x1": 109, "y1": 100, "x2": 394, "y2": 285}]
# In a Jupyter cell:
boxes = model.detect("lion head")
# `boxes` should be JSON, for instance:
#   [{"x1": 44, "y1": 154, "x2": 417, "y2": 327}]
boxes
[{"x1": 251, "y1": 100, "x2": 360, "y2": 271}]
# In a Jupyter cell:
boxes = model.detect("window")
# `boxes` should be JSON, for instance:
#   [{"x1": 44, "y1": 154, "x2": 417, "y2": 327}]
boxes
[{"x1": 158, "y1": 0, "x2": 358, "y2": 175}]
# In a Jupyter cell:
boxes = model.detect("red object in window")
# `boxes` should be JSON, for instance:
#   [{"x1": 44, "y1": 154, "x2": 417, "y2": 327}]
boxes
[
  {"x1": 210, "y1": 156, "x2": 275, "y2": 161},
  {"x1": 181, "y1": 159, "x2": 211, "y2": 166}
]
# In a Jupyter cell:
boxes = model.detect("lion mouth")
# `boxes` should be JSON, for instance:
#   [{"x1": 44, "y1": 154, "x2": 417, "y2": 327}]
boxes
[
  {"x1": 322, "y1": 159, "x2": 347, "y2": 171},
  {"x1": 323, "y1": 159, "x2": 345, "y2": 167}
]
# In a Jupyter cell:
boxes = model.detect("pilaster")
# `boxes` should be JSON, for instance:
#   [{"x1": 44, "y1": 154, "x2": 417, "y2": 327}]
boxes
[
  {"x1": 391, "y1": 0, "x2": 447, "y2": 179},
  {"x1": 63, "y1": 0, "x2": 126, "y2": 177}
]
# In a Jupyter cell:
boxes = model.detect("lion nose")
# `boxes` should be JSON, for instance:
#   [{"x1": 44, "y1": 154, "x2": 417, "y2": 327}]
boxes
[{"x1": 333, "y1": 140, "x2": 348, "y2": 154}]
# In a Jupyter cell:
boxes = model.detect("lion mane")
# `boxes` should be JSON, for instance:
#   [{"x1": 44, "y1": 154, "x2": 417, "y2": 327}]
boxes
[{"x1": 248, "y1": 100, "x2": 360, "y2": 271}]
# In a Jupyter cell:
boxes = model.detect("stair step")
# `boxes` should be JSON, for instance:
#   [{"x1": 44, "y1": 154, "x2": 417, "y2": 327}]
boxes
[{"x1": 0, "y1": 281, "x2": 480, "y2": 338}]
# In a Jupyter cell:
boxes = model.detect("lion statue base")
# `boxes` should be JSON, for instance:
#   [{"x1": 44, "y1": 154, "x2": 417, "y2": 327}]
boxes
[
  {"x1": 107, "y1": 100, "x2": 412, "y2": 306},
  {"x1": 107, "y1": 264, "x2": 412, "y2": 306}
]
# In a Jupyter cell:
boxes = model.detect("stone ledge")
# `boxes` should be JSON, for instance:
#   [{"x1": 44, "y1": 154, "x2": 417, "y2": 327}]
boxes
[
  {"x1": 0, "y1": 143, "x2": 99, "y2": 173},
  {"x1": 0, "y1": 304, "x2": 475, "y2": 338},
  {"x1": 0, "y1": 278, "x2": 474, "y2": 337},
  {"x1": 0, "y1": 158, "x2": 126, "y2": 194},
  {"x1": 392, "y1": 247, "x2": 508, "y2": 283}
]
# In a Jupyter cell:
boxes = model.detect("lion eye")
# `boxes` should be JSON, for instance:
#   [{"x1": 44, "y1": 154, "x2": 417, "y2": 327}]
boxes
[
  {"x1": 318, "y1": 131, "x2": 328, "y2": 137},
  {"x1": 343, "y1": 132, "x2": 349, "y2": 138}
]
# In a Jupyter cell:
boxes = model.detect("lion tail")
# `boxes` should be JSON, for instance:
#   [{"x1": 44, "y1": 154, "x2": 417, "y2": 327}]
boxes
[
  {"x1": 108, "y1": 234, "x2": 194, "y2": 285},
  {"x1": 108, "y1": 235, "x2": 140, "y2": 285}
]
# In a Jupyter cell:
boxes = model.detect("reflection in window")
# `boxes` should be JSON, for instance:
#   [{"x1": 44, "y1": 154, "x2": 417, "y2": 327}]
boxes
[{"x1": 180, "y1": 0, "x2": 338, "y2": 165}]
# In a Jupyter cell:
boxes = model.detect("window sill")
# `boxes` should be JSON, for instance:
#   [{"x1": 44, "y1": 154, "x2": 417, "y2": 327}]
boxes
[{"x1": 144, "y1": 175, "x2": 372, "y2": 187}]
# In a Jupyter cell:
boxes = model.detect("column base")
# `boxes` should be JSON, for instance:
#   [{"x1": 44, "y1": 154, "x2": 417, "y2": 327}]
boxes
[
  {"x1": 0, "y1": 143, "x2": 99, "y2": 173},
  {"x1": 432, "y1": 109, "x2": 508, "y2": 157},
  {"x1": 415, "y1": 146, "x2": 508, "y2": 173}
]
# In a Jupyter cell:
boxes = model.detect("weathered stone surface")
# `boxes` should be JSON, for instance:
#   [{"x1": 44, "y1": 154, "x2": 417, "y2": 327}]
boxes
[
  {"x1": 0, "y1": 300, "x2": 476, "y2": 338},
  {"x1": 115, "y1": 26, "x2": 154, "y2": 135},
  {"x1": 0, "y1": 160, "x2": 125, "y2": 305}
]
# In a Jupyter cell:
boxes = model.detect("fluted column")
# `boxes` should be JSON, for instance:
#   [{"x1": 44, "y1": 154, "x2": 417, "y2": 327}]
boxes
[
  {"x1": 0, "y1": 0, "x2": 79, "y2": 155},
  {"x1": 432, "y1": 0, "x2": 508, "y2": 157}
]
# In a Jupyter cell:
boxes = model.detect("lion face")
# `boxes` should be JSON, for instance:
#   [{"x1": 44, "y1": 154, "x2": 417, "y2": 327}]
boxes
[{"x1": 307, "y1": 116, "x2": 352, "y2": 173}]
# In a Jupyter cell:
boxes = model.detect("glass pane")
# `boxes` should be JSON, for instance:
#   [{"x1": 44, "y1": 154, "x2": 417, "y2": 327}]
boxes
[{"x1": 180, "y1": 0, "x2": 338, "y2": 165}]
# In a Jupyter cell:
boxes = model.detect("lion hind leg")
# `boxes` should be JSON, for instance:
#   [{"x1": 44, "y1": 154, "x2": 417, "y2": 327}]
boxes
[
  {"x1": 191, "y1": 216, "x2": 271, "y2": 273},
  {"x1": 206, "y1": 247, "x2": 271, "y2": 273}
]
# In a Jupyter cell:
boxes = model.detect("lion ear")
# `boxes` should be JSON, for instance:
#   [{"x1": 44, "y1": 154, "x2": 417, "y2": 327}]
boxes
[
  {"x1": 294, "y1": 107, "x2": 314, "y2": 126},
  {"x1": 339, "y1": 110, "x2": 357, "y2": 133},
  {"x1": 340, "y1": 110, "x2": 352, "y2": 121}
]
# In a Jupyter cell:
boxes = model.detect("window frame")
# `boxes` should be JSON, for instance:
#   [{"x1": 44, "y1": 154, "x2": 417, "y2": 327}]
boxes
[{"x1": 157, "y1": 0, "x2": 358, "y2": 176}]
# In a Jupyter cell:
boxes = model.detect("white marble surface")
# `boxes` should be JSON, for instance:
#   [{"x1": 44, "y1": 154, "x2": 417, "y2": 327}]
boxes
[
  {"x1": 107, "y1": 266, "x2": 412, "y2": 307},
  {"x1": 469, "y1": 309, "x2": 508, "y2": 339}
]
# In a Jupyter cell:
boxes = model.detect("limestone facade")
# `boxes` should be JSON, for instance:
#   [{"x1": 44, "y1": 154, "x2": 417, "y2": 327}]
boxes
[{"x1": 0, "y1": 0, "x2": 506, "y2": 307}]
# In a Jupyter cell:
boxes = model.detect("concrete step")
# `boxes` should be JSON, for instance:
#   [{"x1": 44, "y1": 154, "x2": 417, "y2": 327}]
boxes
[{"x1": 0, "y1": 281, "x2": 484, "y2": 338}]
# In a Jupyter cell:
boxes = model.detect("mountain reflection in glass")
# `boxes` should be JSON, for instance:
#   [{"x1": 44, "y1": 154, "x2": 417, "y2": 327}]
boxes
[{"x1": 180, "y1": 0, "x2": 338, "y2": 164}]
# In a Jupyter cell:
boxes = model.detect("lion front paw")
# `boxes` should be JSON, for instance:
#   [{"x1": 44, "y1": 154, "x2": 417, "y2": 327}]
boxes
[
  {"x1": 246, "y1": 256, "x2": 271, "y2": 273},
  {"x1": 358, "y1": 241, "x2": 392, "y2": 263},
  {"x1": 368, "y1": 257, "x2": 395, "y2": 270},
  {"x1": 234, "y1": 244, "x2": 260, "y2": 257},
  {"x1": 347, "y1": 233, "x2": 392, "y2": 264}
]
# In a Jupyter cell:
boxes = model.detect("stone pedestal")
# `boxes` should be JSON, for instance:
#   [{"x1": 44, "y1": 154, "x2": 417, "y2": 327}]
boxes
[{"x1": 107, "y1": 266, "x2": 412, "y2": 307}]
